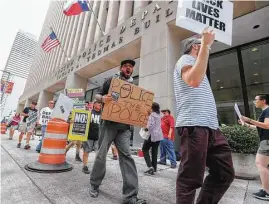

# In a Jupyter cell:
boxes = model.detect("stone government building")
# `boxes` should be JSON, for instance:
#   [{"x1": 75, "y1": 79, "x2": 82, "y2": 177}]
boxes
[{"x1": 18, "y1": 1, "x2": 269, "y2": 147}]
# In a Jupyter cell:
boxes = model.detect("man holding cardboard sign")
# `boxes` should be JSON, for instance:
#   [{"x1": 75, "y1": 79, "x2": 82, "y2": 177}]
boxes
[{"x1": 90, "y1": 59, "x2": 147, "y2": 204}]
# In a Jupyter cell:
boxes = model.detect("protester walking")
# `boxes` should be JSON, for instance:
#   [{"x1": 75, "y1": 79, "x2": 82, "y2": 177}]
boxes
[
  {"x1": 82, "y1": 101, "x2": 101, "y2": 174},
  {"x1": 240, "y1": 94, "x2": 269, "y2": 201},
  {"x1": 173, "y1": 28, "x2": 235, "y2": 204},
  {"x1": 8, "y1": 113, "x2": 21, "y2": 140},
  {"x1": 158, "y1": 109, "x2": 177, "y2": 168},
  {"x1": 142, "y1": 102, "x2": 163, "y2": 175},
  {"x1": 17, "y1": 101, "x2": 38, "y2": 150},
  {"x1": 36, "y1": 100, "x2": 54, "y2": 153},
  {"x1": 89, "y1": 59, "x2": 147, "y2": 204},
  {"x1": 66, "y1": 112, "x2": 83, "y2": 162}
]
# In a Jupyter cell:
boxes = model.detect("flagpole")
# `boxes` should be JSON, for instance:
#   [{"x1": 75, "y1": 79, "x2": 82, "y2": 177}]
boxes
[
  {"x1": 49, "y1": 27, "x2": 70, "y2": 61},
  {"x1": 87, "y1": 1, "x2": 105, "y2": 35}
]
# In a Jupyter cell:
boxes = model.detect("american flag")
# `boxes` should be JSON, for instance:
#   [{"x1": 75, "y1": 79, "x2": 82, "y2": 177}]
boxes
[{"x1": 41, "y1": 31, "x2": 60, "y2": 52}]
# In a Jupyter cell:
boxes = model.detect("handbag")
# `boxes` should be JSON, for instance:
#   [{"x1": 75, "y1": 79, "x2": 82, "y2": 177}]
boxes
[{"x1": 139, "y1": 128, "x2": 150, "y2": 140}]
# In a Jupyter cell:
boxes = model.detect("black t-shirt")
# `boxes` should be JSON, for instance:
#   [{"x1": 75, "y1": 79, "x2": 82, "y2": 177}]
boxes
[
  {"x1": 257, "y1": 107, "x2": 269, "y2": 141},
  {"x1": 97, "y1": 76, "x2": 130, "y2": 130},
  {"x1": 22, "y1": 107, "x2": 38, "y2": 122},
  {"x1": 88, "y1": 109, "x2": 101, "y2": 141}
]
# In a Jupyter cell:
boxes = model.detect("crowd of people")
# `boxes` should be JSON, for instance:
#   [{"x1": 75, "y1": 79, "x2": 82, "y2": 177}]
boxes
[{"x1": 5, "y1": 28, "x2": 269, "y2": 203}]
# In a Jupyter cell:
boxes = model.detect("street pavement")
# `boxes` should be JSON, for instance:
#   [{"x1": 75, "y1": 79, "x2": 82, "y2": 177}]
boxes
[{"x1": 1, "y1": 132, "x2": 267, "y2": 204}]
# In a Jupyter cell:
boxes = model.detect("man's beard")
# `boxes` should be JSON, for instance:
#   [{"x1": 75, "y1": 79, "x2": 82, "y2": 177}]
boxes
[{"x1": 121, "y1": 71, "x2": 132, "y2": 79}]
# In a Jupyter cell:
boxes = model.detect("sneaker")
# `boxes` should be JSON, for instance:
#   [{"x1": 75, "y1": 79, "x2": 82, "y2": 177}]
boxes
[
  {"x1": 144, "y1": 167, "x2": 154, "y2": 176},
  {"x1": 36, "y1": 149, "x2": 40, "y2": 153},
  {"x1": 75, "y1": 155, "x2": 82, "y2": 162},
  {"x1": 176, "y1": 155, "x2": 181, "y2": 161},
  {"x1": 123, "y1": 197, "x2": 147, "y2": 204},
  {"x1": 82, "y1": 166, "x2": 91, "y2": 174},
  {"x1": 89, "y1": 185, "x2": 99, "y2": 198},
  {"x1": 253, "y1": 189, "x2": 269, "y2": 201},
  {"x1": 24, "y1": 144, "x2": 31, "y2": 150},
  {"x1": 157, "y1": 161, "x2": 166, "y2": 165},
  {"x1": 170, "y1": 164, "x2": 177, "y2": 169},
  {"x1": 17, "y1": 143, "x2": 21, "y2": 148},
  {"x1": 9, "y1": 137, "x2": 12, "y2": 140}
]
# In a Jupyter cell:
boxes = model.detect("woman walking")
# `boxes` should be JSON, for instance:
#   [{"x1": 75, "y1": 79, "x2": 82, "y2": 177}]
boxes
[
  {"x1": 8, "y1": 113, "x2": 21, "y2": 140},
  {"x1": 240, "y1": 94, "x2": 269, "y2": 201},
  {"x1": 142, "y1": 102, "x2": 163, "y2": 175}
]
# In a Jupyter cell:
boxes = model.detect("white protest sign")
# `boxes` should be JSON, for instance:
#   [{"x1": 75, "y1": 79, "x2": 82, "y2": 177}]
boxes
[
  {"x1": 51, "y1": 93, "x2": 74, "y2": 121},
  {"x1": 176, "y1": 0, "x2": 233, "y2": 45},
  {"x1": 26, "y1": 111, "x2": 38, "y2": 131},
  {"x1": 39, "y1": 107, "x2": 53, "y2": 126},
  {"x1": 234, "y1": 103, "x2": 244, "y2": 125}
]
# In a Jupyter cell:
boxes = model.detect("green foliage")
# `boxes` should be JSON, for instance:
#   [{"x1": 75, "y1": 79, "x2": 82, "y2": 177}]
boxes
[{"x1": 221, "y1": 125, "x2": 259, "y2": 154}]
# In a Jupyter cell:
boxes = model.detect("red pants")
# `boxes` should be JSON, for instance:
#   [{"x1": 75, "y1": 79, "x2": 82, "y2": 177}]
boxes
[{"x1": 176, "y1": 127, "x2": 235, "y2": 204}]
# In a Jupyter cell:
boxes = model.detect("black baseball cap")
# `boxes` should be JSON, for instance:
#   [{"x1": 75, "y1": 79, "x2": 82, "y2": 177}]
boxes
[
  {"x1": 120, "y1": 58, "x2": 135, "y2": 67},
  {"x1": 161, "y1": 109, "x2": 171, "y2": 114},
  {"x1": 183, "y1": 38, "x2": 201, "y2": 54}
]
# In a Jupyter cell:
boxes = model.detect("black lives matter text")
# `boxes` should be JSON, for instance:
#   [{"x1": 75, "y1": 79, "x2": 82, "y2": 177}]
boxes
[{"x1": 186, "y1": 0, "x2": 226, "y2": 32}]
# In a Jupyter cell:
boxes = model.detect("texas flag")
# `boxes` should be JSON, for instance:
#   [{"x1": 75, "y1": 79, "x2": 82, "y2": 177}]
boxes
[{"x1": 63, "y1": 0, "x2": 89, "y2": 16}]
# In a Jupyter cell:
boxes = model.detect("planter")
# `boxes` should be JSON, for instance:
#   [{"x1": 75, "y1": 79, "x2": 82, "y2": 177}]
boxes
[{"x1": 232, "y1": 153, "x2": 259, "y2": 180}]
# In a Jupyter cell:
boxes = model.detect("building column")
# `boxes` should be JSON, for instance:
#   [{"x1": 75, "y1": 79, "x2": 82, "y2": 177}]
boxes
[
  {"x1": 24, "y1": 99, "x2": 32, "y2": 108},
  {"x1": 71, "y1": 13, "x2": 85, "y2": 57},
  {"x1": 133, "y1": 1, "x2": 148, "y2": 14},
  {"x1": 117, "y1": 0, "x2": 133, "y2": 25},
  {"x1": 94, "y1": 0, "x2": 108, "y2": 41},
  {"x1": 77, "y1": 0, "x2": 94, "y2": 53},
  {"x1": 85, "y1": 0, "x2": 101, "y2": 48},
  {"x1": 50, "y1": 1, "x2": 66, "y2": 76},
  {"x1": 65, "y1": 73, "x2": 88, "y2": 91},
  {"x1": 138, "y1": 25, "x2": 181, "y2": 149},
  {"x1": 37, "y1": 90, "x2": 54, "y2": 110},
  {"x1": 16, "y1": 103, "x2": 25, "y2": 113},
  {"x1": 67, "y1": 16, "x2": 80, "y2": 58},
  {"x1": 60, "y1": 17, "x2": 75, "y2": 65},
  {"x1": 105, "y1": 1, "x2": 120, "y2": 34}
]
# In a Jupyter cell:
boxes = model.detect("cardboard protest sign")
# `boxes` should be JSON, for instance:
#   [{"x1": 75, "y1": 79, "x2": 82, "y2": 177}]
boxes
[
  {"x1": 51, "y1": 93, "x2": 74, "y2": 121},
  {"x1": 68, "y1": 110, "x2": 91, "y2": 141},
  {"x1": 176, "y1": 0, "x2": 233, "y2": 45},
  {"x1": 26, "y1": 111, "x2": 38, "y2": 131},
  {"x1": 102, "y1": 78, "x2": 154, "y2": 127}
]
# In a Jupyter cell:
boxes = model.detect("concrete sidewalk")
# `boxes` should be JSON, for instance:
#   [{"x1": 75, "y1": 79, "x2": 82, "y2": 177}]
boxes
[{"x1": 1, "y1": 133, "x2": 267, "y2": 204}]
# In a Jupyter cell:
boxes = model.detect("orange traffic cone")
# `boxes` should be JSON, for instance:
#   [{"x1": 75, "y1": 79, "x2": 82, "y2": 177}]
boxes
[
  {"x1": 1, "y1": 123, "x2": 7, "y2": 134},
  {"x1": 25, "y1": 118, "x2": 73, "y2": 173}
]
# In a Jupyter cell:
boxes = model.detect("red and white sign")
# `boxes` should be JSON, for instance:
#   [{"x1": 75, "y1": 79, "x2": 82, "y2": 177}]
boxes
[{"x1": 0, "y1": 80, "x2": 14, "y2": 94}]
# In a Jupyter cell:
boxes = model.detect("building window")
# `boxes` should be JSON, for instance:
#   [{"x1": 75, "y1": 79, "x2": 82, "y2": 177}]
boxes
[
  {"x1": 85, "y1": 87, "x2": 100, "y2": 102},
  {"x1": 241, "y1": 41, "x2": 269, "y2": 119},
  {"x1": 209, "y1": 51, "x2": 244, "y2": 125},
  {"x1": 85, "y1": 90, "x2": 93, "y2": 102}
]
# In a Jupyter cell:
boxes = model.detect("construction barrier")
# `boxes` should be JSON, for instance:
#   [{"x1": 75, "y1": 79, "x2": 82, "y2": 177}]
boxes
[
  {"x1": 1, "y1": 123, "x2": 7, "y2": 134},
  {"x1": 25, "y1": 118, "x2": 73, "y2": 173}
]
